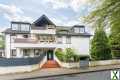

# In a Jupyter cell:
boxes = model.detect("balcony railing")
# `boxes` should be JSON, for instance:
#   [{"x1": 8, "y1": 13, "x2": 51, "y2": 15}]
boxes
[
  {"x1": 14, "y1": 38, "x2": 56, "y2": 43},
  {"x1": 14, "y1": 38, "x2": 37, "y2": 43}
]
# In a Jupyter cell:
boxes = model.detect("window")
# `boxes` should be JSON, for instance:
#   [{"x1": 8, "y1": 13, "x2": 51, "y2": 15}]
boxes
[
  {"x1": 0, "y1": 52, "x2": 2, "y2": 57},
  {"x1": 12, "y1": 23, "x2": 19, "y2": 30},
  {"x1": 11, "y1": 23, "x2": 30, "y2": 31},
  {"x1": 66, "y1": 36, "x2": 71, "y2": 44},
  {"x1": 34, "y1": 49, "x2": 40, "y2": 56},
  {"x1": 23, "y1": 49, "x2": 29, "y2": 57},
  {"x1": 11, "y1": 50, "x2": 16, "y2": 57},
  {"x1": 21, "y1": 24, "x2": 30, "y2": 31},
  {"x1": 47, "y1": 25, "x2": 55, "y2": 29},
  {"x1": 23, "y1": 35, "x2": 28, "y2": 38},
  {"x1": 57, "y1": 36, "x2": 62, "y2": 44},
  {"x1": 79, "y1": 28, "x2": 85, "y2": 33},
  {"x1": 74, "y1": 27, "x2": 80, "y2": 33},
  {"x1": 74, "y1": 27, "x2": 85, "y2": 33}
]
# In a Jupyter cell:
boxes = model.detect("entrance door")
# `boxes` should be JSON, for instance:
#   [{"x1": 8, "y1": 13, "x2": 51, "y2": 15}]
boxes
[{"x1": 47, "y1": 50, "x2": 54, "y2": 60}]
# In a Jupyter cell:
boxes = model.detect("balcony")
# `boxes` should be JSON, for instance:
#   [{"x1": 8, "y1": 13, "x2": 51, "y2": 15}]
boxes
[
  {"x1": 31, "y1": 26, "x2": 56, "y2": 34},
  {"x1": 12, "y1": 38, "x2": 71, "y2": 48},
  {"x1": 14, "y1": 38, "x2": 55, "y2": 43},
  {"x1": 14, "y1": 38, "x2": 37, "y2": 43}
]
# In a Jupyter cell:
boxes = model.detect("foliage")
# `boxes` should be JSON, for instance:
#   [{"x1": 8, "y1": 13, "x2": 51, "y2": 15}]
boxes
[
  {"x1": 55, "y1": 48, "x2": 80, "y2": 62},
  {"x1": 65, "y1": 48, "x2": 75, "y2": 62},
  {"x1": 85, "y1": 0, "x2": 120, "y2": 59},
  {"x1": 85, "y1": 0, "x2": 120, "y2": 29},
  {"x1": 0, "y1": 35, "x2": 4, "y2": 48},
  {"x1": 109, "y1": 33, "x2": 120, "y2": 58},
  {"x1": 90, "y1": 28, "x2": 111, "y2": 60},
  {"x1": 55, "y1": 48, "x2": 65, "y2": 61}
]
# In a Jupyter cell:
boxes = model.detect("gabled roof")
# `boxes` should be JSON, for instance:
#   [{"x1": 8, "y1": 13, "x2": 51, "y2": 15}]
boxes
[{"x1": 33, "y1": 15, "x2": 55, "y2": 26}]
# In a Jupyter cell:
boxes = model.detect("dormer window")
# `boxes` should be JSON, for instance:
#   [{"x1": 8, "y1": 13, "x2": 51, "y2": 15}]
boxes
[
  {"x1": 11, "y1": 22, "x2": 30, "y2": 31},
  {"x1": 73, "y1": 25, "x2": 85, "y2": 33}
]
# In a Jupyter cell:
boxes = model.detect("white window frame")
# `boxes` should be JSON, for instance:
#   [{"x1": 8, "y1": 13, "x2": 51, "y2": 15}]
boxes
[
  {"x1": 23, "y1": 49, "x2": 29, "y2": 57},
  {"x1": 74, "y1": 27, "x2": 85, "y2": 33},
  {"x1": 57, "y1": 36, "x2": 63, "y2": 44},
  {"x1": 11, "y1": 49, "x2": 16, "y2": 58},
  {"x1": 79, "y1": 28, "x2": 85, "y2": 33},
  {"x1": 21, "y1": 24, "x2": 30, "y2": 31},
  {"x1": 12, "y1": 24, "x2": 19, "y2": 30},
  {"x1": 66, "y1": 36, "x2": 71, "y2": 44}
]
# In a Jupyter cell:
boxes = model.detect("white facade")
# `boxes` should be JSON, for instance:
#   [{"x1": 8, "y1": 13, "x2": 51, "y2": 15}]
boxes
[
  {"x1": 4, "y1": 29, "x2": 90, "y2": 58},
  {"x1": 4, "y1": 15, "x2": 91, "y2": 59}
]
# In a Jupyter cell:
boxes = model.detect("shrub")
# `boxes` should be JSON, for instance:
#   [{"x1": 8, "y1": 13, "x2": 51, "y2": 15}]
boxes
[
  {"x1": 90, "y1": 28, "x2": 112, "y2": 60},
  {"x1": 110, "y1": 33, "x2": 120, "y2": 59},
  {"x1": 55, "y1": 48, "x2": 80, "y2": 62},
  {"x1": 65, "y1": 48, "x2": 75, "y2": 62},
  {"x1": 73, "y1": 54, "x2": 80, "y2": 62},
  {"x1": 55, "y1": 49, "x2": 65, "y2": 61},
  {"x1": 111, "y1": 50, "x2": 120, "y2": 59}
]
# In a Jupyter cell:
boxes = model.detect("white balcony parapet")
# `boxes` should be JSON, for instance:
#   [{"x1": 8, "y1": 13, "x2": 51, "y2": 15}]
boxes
[
  {"x1": 31, "y1": 29, "x2": 56, "y2": 34},
  {"x1": 11, "y1": 42, "x2": 71, "y2": 49}
]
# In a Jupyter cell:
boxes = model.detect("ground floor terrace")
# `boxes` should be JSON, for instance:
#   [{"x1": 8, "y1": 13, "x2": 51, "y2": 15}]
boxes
[
  {"x1": 0, "y1": 48, "x2": 60, "y2": 69},
  {"x1": 10, "y1": 48, "x2": 55, "y2": 59}
]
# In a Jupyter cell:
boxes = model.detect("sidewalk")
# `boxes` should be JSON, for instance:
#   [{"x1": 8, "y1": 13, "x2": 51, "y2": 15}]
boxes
[{"x1": 0, "y1": 64, "x2": 120, "y2": 80}]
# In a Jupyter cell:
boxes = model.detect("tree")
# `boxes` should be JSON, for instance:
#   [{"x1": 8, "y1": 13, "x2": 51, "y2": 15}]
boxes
[
  {"x1": 90, "y1": 28, "x2": 111, "y2": 60},
  {"x1": 109, "y1": 33, "x2": 120, "y2": 58},
  {"x1": 0, "y1": 35, "x2": 4, "y2": 48},
  {"x1": 85, "y1": 0, "x2": 120, "y2": 59}
]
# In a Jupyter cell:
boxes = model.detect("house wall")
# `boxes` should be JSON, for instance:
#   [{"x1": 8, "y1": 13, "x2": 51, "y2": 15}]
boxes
[
  {"x1": 71, "y1": 36, "x2": 90, "y2": 55},
  {"x1": 5, "y1": 34, "x2": 11, "y2": 58},
  {"x1": 11, "y1": 35, "x2": 90, "y2": 55},
  {"x1": 5, "y1": 34, "x2": 90, "y2": 58},
  {"x1": 55, "y1": 35, "x2": 90, "y2": 55},
  {"x1": 16, "y1": 34, "x2": 23, "y2": 38},
  {"x1": 31, "y1": 29, "x2": 56, "y2": 34}
]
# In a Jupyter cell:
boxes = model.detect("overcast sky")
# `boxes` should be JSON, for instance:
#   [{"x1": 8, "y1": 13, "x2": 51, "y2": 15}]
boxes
[{"x1": 0, "y1": 0, "x2": 93, "y2": 33}]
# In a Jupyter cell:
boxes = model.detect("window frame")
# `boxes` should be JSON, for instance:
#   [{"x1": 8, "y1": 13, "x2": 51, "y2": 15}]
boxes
[
  {"x1": 57, "y1": 36, "x2": 63, "y2": 44},
  {"x1": 11, "y1": 23, "x2": 30, "y2": 32},
  {"x1": 74, "y1": 27, "x2": 85, "y2": 33},
  {"x1": 11, "y1": 49, "x2": 16, "y2": 58},
  {"x1": 66, "y1": 36, "x2": 71, "y2": 44},
  {"x1": 23, "y1": 49, "x2": 29, "y2": 57}
]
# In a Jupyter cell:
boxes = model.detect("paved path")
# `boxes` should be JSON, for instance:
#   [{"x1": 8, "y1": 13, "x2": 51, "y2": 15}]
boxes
[
  {"x1": 0, "y1": 64, "x2": 120, "y2": 80},
  {"x1": 28, "y1": 70, "x2": 111, "y2": 80}
]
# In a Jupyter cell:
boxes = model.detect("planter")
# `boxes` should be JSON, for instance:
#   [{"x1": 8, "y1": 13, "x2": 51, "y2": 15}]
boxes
[
  {"x1": 54, "y1": 55, "x2": 79, "y2": 68},
  {"x1": 60, "y1": 62, "x2": 80, "y2": 68}
]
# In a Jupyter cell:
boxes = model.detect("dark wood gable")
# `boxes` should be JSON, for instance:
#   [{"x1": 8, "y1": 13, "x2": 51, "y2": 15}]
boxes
[{"x1": 33, "y1": 15, "x2": 55, "y2": 26}]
